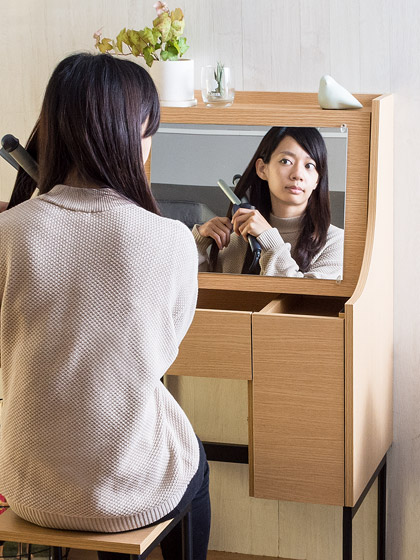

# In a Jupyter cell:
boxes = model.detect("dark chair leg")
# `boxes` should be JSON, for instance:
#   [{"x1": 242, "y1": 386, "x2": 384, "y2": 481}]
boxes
[
  {"x1": 52, "y1": 547, "x2": 62, "y2": 560},
  {"x1": 181, "y1": 508, "x2": 193, "y2": 560}
]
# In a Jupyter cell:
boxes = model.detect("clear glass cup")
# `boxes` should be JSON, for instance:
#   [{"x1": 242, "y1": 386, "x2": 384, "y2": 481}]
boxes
[{"x1": 201, "y1": 65, "x2": 235, "y2": 107}]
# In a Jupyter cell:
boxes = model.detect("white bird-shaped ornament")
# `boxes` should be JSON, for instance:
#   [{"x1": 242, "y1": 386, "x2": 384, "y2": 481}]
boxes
[{"x1": 318, "y1": 75, "x2": 362, "y2": 110}]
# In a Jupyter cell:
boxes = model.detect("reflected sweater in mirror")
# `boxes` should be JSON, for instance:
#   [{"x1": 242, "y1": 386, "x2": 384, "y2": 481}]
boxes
[
  {"x1": 193, "y1": 214, "x2": 344, "y2": 280},
  {"x1": 0, "y1": 185, "x2": 199, "y2": 532}
]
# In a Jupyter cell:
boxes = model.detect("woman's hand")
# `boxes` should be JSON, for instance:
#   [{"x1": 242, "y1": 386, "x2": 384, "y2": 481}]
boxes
[
  {"x1": 197, "y1": 217, "x2": 233, "y2": 250},
  {"x1": 232, "y1": 208, "x2": 271, "y2": 241}
]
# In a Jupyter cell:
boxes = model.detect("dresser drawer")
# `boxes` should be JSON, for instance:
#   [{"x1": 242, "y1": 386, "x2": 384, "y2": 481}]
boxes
[
  {"x1": 167, "y1": 308, "x2": 252, "y2": 379},
  {"x1": 167, "y1": 290, "x2": 278, "y2": 380},
  {"x1": 251, "y1": 296, "x2": 345, "y2": 505}
]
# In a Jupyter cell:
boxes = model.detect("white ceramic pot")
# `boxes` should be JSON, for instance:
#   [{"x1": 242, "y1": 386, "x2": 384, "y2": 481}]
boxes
[{"x1": 148, "y1": 59, "x2": 197, "y2": 107}]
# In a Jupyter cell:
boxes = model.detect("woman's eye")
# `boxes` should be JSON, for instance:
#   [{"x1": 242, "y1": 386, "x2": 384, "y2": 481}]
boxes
[
  {"x1": 280, "y1": 158, "x2": 292, "y2": 165},
  {"x1": 306, "y1": 162, "x2": 316, "y2": 170}
]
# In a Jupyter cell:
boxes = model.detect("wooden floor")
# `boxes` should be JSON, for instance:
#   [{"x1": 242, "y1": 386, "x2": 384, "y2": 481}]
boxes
[{"x1": 69, "y1": 548, "x2": 281, "y2": 560}]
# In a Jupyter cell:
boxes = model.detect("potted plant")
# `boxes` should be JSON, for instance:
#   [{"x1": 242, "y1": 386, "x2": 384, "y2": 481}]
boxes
[{"x1": 94, "y1": 2, "x2": 196, "y2": 107}]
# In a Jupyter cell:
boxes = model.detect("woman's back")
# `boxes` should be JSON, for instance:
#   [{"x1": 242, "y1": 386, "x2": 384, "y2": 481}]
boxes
[{"x1": 0, "y1": 184, "x2": 199, "y2": 532}]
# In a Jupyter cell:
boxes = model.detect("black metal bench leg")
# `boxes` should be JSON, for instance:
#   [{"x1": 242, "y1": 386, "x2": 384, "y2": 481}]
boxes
[
  {"x1": 343, "y1": 506, "x2": 352, "y2": 560},
  {"x1": 182, "y1": 509, "x2": 193, "y2": 560},
  {"x1": 52, "y1": 546, "x2": 63, "y2": 560},
  {"x1": 377, "y1": 457, "x2": 387, "y2": 560}
]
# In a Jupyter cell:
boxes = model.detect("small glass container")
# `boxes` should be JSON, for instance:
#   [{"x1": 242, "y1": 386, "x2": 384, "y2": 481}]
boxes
[{"x1": 201, "y1": 65, "x2": 235, "y2": 107}]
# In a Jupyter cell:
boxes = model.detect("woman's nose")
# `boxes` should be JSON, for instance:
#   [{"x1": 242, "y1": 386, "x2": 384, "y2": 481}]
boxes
[{"x1": 290, "y1": 163, "x2": 304, "y2": 180}]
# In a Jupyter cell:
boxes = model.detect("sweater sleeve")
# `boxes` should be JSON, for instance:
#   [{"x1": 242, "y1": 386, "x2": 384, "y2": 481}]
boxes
[
  {"x1": 302, "y1": 225, "x2": 344, "y2": 280},
  {"x1": 257, "y1": 228, "x2": 304, "y2": 277},
  {"x1": 171, "y1": 223, "x2": 199, "y2": 345},
  {"x1": 191, "y1": 224, "x2": 212, "y2": 272},
  {"x1": 257, "y1": 225, "x2": 344, "y2": 280}
]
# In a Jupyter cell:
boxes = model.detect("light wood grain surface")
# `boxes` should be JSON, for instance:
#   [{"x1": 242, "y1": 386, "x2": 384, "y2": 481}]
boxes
[
  {"x1": 252, "y1": 313, "x2": 344, "y2": 505},
  {"x1": 166, "y1": 309, "x2": 252, "y2": 380},
  {"x1": 0, "y1": 509, "x2": 171, "y2": 554},
  {"x1": 344, "y1": 94, "x2": 394, "y2": 506}
]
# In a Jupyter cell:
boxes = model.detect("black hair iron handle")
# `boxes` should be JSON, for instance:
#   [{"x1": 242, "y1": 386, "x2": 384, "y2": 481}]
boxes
[{"x1": 1, "y1": 134, "x2": 39, "y2": 182}]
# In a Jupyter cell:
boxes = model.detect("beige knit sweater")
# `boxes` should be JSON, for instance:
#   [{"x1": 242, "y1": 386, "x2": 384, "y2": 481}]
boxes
[
  {"x1": 0, "y1": 185, "x2": 199, "y2": 532},
  {"x1": 193, "y1": 214, "x2": 344, "y2": 280}
]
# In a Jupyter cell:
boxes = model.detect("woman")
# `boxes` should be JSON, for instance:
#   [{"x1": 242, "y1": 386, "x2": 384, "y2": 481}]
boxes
[
  {"x1": 0, "y1": 53, "x2": 210, "y2": 560},
  {"x1": 193, "y1": 127, "x2": 344, "y2": 279}
]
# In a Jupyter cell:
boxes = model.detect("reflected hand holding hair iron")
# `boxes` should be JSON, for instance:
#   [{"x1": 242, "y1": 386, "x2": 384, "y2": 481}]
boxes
[{"x1": 217, "y1": 177, "x2": 262, "y2": 274}]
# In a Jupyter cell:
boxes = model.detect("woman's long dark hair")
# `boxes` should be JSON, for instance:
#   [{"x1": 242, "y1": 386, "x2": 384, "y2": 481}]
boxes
[
  {"x1": 8, "y1": 52, "x2": 161, "y2": 213},
  {"x1": 209, "y1": 126, "x2": 331, "y2": 274}
]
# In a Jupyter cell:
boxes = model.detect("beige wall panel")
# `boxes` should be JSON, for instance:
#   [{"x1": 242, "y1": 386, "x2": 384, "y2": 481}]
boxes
[
  {"x1": 167, "y1": 309, "x2": 252, "y2": 380},
  {"x1": 352, "y1": 481, "x2": 378, "y2": 560},
  {"x1": 278, "y1": 501, "x2": 341, "y2": 560},
  {"x1": 165, "y1": 376, "x2": 249, "y2": 445},
  {"x1": 208, "y1": 462, "x2": 279, "y2": 557},
  {"x1": 329, "y1": 1, "x2": 361, "y2": 89},
  {"x1": 209, "y1": 462, "x2": 377, "y2": 560},
  {"x1": 300, "y1": 0, "x2": 331, "y2": 90},
  {"x1": 252, "y1": 314, "x2": 344, "y2": 505}
]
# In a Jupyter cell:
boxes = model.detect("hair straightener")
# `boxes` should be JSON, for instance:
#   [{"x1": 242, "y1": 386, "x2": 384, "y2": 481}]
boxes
[
  {"x1": 217, "y1": 178, "x2": 262, "y2": 274},
  {"x1": 1, "y1": 134, "x2": 39, "y2": 182}
]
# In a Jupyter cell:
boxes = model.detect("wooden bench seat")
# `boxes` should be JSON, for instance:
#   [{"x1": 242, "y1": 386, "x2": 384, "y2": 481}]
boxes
[{"x1": 0, "y1": 506, "x2": 192, "y2": 559}]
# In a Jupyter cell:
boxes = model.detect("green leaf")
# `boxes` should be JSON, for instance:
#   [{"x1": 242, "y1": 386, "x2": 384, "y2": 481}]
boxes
[
  {"x1": 131, "y1": 44, "x2": 141, "y2": 57},
  {"x1": 153, "y1": 13, "x2": 171, "y2": 42},
  {"x1": 143, "y1": 46, "x2": 155, "y2": 67},
  {"x1": 170, "y1": 18, "x2": 185, "y2": 38},
  {"x1": 139, "y1": 26, "x2": 158, "y2": 46},
  {"x1": 166, "y1": 39, "x2": 180, "y2": 54},
  {"x1": 177, "y1": 36, "x2": 189, "y2": 56},
  {"x1": 116, "y1": 28, "x2": 129, "y2": 53},
  {"x1": 121, "y1": 29, "x2": 148, "y2": 57},
  {"x1": 97, "y1": 38, "x2": 113, "y2": 53},
  {"x1": 162, "y1": 44, "x2": 179, "y2": 61},
  {"x1": 171, "y1": 8, "x2": 184, "y2": 22}
]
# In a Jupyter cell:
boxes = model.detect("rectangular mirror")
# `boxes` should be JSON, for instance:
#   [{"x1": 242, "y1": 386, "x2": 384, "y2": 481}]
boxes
[{"x1": 151, "y1": 123, "x2": 347, "y2": 281}]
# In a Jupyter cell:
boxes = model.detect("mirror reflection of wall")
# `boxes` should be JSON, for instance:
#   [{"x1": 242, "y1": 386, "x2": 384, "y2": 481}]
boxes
[{"x1": 151, "y1": 124, "x2": 347, "y2": 279}]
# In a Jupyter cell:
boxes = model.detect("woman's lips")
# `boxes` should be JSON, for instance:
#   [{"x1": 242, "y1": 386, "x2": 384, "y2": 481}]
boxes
[{"x1": 286, "y1": 186, "x2": 304, "y2": 194}]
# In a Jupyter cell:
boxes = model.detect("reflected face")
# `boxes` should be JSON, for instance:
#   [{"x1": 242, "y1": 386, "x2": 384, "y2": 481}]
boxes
[{"x1": 256, "y1": 136, "x2": 319, "y2": 218}]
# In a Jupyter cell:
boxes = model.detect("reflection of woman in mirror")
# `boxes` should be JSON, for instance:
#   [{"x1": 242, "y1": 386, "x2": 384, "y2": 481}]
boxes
[{"x1": 193, "y1": 126, "x2": 344, "y2": 279}]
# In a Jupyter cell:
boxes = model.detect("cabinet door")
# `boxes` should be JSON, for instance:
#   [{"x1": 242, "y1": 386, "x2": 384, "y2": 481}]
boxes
[
  {"x1": 251, "y1": 313, "x2": 344, "y2": 505},
  {"x1": 167, "y1": 309, "x2": 252, "y2": 380}
]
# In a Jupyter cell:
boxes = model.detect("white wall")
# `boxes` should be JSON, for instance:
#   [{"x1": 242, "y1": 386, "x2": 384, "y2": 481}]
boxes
[{"x1": 1, "y1": 1, "x2": 419, "y2": 558}]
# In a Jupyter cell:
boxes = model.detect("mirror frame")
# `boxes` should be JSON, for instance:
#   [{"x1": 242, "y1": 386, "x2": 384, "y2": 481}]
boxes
[{"x1": 153, "y1": 91, "x2": 379, "y2": 297}]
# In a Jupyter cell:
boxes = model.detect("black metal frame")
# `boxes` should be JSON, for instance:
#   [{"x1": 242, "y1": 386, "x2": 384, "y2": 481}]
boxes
[
  {"x1": 343, "y1": 454, "x2": 387, "y2": 560},
  {"x1": 205, "y1": 442, "x2": 387, "y2": 560}
]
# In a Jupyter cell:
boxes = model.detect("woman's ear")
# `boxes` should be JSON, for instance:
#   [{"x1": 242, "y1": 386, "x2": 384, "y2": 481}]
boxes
[{"x1": 255, "y1": 158, "x2": 267, "y2": 180}]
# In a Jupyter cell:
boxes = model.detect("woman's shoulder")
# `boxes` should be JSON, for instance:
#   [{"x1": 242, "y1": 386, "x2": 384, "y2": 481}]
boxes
[
  {"x1": 0, "y1": 197, "x2": 40, "y2": 228},
  {"x1": 146, "y1": 212, "x2": 197, "y2": 252},
  {"x1": 327, "y1": 223, "x2": 344, "y2": 240}
]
